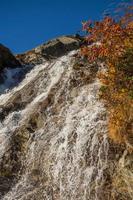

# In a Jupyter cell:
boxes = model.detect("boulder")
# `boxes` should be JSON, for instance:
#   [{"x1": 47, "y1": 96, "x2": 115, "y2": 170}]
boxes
[{"x1": 16, "y1": 35, "x2": 83, "y2": 65}]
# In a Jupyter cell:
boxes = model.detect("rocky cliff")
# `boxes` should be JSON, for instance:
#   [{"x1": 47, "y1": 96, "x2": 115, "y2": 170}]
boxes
[
  {"x1": 16, "y1": 35, "x2": 83, "y2": 65},
  {"x1": 0, "y1": 36, "x2": 132, "y2": 200}
]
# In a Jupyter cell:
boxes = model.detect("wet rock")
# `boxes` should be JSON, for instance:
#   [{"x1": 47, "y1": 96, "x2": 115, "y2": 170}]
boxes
[
  {"x1": 111, "y1": 150, "x2": 133, "y2": 200},
  {"x1": 0, "y1": 176, "x2": 14, "y2": 197}
]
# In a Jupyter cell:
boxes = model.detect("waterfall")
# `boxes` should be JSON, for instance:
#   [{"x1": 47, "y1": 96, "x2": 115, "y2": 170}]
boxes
[{"x1": 0, "y1": 50, "x2": 113, "y2": 200}]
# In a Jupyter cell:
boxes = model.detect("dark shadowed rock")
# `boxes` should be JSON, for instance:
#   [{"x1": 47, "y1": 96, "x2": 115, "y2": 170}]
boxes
[
  {"x1": 16, "y1": 35, "x2": 83, "y2": 65},
  {"x1": 0, "y1": 44, "x2": 21, "y2": 72}
]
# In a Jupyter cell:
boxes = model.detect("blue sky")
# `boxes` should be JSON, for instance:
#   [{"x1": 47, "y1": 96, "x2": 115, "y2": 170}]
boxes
[{"x1": 0, "y1": 0, "x2": 121, "y2": 54}]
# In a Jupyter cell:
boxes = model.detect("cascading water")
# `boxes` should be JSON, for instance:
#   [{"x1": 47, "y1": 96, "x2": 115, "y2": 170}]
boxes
[{"x1": 0, "y1": 50, "x2": 132, "y2": 200}]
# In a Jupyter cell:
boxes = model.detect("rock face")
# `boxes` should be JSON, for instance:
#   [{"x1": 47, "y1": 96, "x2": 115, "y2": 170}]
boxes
[
  {"x1": 0, "y1": 37, "x2": 132, "y2": 200},
  {"x1": 16, "y1": 35, "x2": 83, "y2": 65},
  {"x1": 0, "y1": 44, "x2": 21, "y2": 72}
]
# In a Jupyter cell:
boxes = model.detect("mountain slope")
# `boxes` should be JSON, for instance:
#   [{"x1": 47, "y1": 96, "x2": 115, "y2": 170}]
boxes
[{"x1": 0, "y1": 36, "x2": 132, "y2": 200}]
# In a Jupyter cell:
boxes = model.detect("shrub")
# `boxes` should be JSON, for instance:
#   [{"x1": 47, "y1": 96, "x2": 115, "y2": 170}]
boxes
[{"x1": 81, "y1": 2, "x2": 133, "y2": 147}]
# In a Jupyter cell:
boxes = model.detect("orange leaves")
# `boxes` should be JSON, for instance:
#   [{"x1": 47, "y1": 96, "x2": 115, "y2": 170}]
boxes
[
  {"x1": 127, "y1": 21, "x2": 133, "y2": 29},
  {"x1": 80, "y1": 46, "x2": 89, "y2": 57},
  {"x1": 98, "y1": 46, "x2": 109, "y2": 57},
  {"x1": 81, "y1": 3, "x2": 133, "y2": 146}
]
